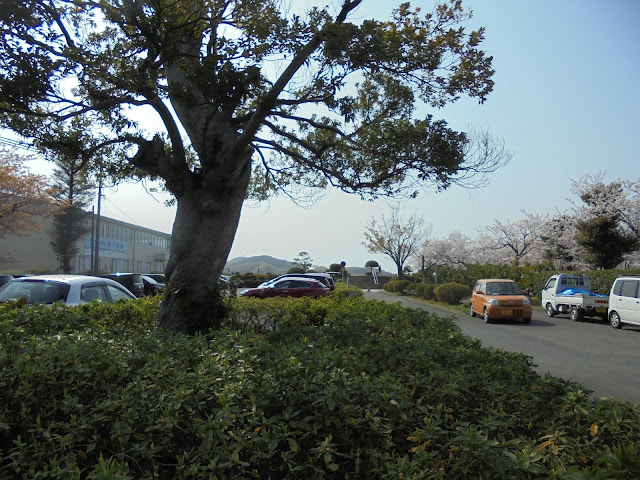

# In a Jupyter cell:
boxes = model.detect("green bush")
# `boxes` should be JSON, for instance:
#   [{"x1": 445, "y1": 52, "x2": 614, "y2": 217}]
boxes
[
  {"x1": 2, "y1": 296, "x2": 640, "y2": 479},
  {"x1": 383, "y1": 279, "x2": 397, "y2": 292},
  {"x1": 414, "y1": 282, "x2": 425, "y2": 297},
  {"x1": 394, "y1": 279, "x2": 412, "y2": 294},
  {"x1": 435, "y1": 282, "x2": 471, "y2": 305},
  {"x1": 330, "y1": 282, "x2": 364, "y2": 299},
  {"x1": 423, "y1": 283, "x2": 437, "y2": 300},
  {"x1": 405, "y1": 282, "x2": 418, "y2": 295}
]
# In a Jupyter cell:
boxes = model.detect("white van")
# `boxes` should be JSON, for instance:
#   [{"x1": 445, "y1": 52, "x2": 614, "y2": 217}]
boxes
[{"x1": 608, "y1": 276, "x2": 640, "y2": 329}]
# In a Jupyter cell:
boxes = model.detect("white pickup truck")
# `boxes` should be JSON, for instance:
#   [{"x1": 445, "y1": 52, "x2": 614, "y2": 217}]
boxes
[{"x1": 541, "y1": 274, "x2": 609, "y2": 321}]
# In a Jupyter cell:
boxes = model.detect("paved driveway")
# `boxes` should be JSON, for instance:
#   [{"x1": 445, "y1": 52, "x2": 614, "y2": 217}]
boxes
[{"x1": 363, "y1": 290, "x2": 640, "y2": 405}]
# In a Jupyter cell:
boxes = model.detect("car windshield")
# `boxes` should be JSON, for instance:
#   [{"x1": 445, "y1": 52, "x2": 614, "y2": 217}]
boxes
[
  {"x1": 0, "y1": 280, "x2": 70, "y2": 304},
  {"x1": 486, "y1": 282, "x2": 522, "y2": 296}
]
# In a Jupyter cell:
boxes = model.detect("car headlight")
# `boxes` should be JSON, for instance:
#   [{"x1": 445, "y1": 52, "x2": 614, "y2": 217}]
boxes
[
  {"x1": 523, "y1": 298, "x2": 530, "y2": 305},
  {"x1": 487, "y1": 299, "x2": 499, "y2": 305}
]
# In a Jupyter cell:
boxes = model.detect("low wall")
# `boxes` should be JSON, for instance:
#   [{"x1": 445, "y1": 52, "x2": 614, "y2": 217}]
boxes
[{"x1": 346, "y1": 275, "x2": 392, "y2": 290}]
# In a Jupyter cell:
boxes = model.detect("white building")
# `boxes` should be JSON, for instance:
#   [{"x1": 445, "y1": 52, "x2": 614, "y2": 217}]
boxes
[{"x1": 0, "y1": 213, "x2": 171, "y2": 275}]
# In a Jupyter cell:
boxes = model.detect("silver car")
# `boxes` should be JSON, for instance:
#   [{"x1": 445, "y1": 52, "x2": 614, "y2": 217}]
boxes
[{"x1": 0, "y1": 274, "x2": 137, "y2": 305}]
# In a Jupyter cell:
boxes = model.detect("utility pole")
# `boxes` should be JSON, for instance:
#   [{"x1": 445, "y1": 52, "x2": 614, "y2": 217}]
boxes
[
  {"x1": 90, "y1": 206, "x2": 95, "y2": 273},
  {"x1": 93, "y1": 174, "x2": 102, "y2": 275}
]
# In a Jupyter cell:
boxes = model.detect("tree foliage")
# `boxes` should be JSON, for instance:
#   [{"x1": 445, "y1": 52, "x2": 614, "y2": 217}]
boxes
[
  {"x1": 575, "y1": 216, "x2": 638, "y2": 269},
  {"x1": 363, "y1": 207, "x2": 429, "y2": 279},
  {"x1": 45, "y1": 135, "x2": 96, "y2": 273},
  {"x1": 479, "y1": 211, "x2": 547, "y2": 265},
  {"x1": 539, "y1": 173, "x2": 640, "y2": 269},
  {"x1": 292, "y1": 251, "x2": 314, "y2": 272},
  {"x1": 0, "y1": 0, "x2": 510, "y2": 332},
  {"x1": 0, "y1": 147, "x2": 55, "y2": 261},
  {"x1": 329, "y1": 263, "x2": 344, "y2": 273}
]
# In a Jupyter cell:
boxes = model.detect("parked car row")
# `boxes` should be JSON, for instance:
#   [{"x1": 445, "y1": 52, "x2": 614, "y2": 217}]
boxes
[
  {"x1": 470, "y1": 274, "x2": 640, "y2": 330},
  {"x1": 0, "y1": 272, "x2": 166, "y2": 306},
  {"x1": 239, "y1": 273, "x2": 333, "y2": 299},
  {"x1": 0, "y1": 275, "x2": 137, "y2": 305},
  {"x1": 102, "y1": 273, "x2": 165, "y2": 297}
]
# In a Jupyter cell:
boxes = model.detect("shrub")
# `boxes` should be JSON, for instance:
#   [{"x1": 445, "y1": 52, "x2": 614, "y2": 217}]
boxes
[
  {"x1": 422, "y1": 283, "x2": 436, "y2": 300},
  {"x1": 405, "y1": 282, "x2": 418, "y2": 295},
  {"x1": 238, "y1": 272, "x2": 273, "y2": 287},
  {"x1": 435, "y1": 282, "x2": 471, "y2": 305},
  {"x1": 383, "y1": 279, "x2": 397, "y2": 292},
  {"x1": 3, "y1": 296, "x2": 640, "y2": 479},
  {"x1": 330, "y1": 282, "x2": 364, "y2": 299},
  {"x1": 394, "y1": 279, "x2": 412, "y2": 294}
]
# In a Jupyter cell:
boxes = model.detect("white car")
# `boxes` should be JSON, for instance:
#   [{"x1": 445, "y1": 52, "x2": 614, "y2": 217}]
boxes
[
  {"x1": 608, "y1": 276, "x2": 640, "y2": 329},
  {"x1": 0, "y1": 274, "x2": 137, "y2": 305},
  {"x1": 259, "y1": 273, "x2": 335, "y2": 291}
]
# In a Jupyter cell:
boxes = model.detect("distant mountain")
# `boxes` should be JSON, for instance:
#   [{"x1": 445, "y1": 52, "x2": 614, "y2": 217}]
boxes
[
  {"x1": 225, "y1": 255, "x2": 392, "y2": 276},
  {"x1": 225, "y1": 255, "x2": 295, "y2": 275}
]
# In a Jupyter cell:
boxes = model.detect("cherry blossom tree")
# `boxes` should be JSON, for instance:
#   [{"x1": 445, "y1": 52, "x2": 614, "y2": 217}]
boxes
[
  {"x1": 418, "y1": 230, "x2": 472, "y2": 269},
  {"x1": 363, "y1": 207, "x2": 430, "y2": 279},
  {"x1": 478, "y1": 211, "x2": 547, "y2": 265},
  {"x1": 569, "y1": 173, "x2": 640, "y2": 267},
  {"x1": 539, "y1": 211, "x2": 583, "y2": 269}
]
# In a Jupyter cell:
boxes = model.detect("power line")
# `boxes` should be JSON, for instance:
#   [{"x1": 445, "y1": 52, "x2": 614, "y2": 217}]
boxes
[
  {"x1": 0, "y1": 135, "x2": 38, "y2": 152},
  {"x1": 101, "y1": 194, "x2": 139, "y2": 225}
]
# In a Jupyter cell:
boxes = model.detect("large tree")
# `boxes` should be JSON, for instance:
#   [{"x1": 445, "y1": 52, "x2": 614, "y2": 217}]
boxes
[{"x1": 0, "y1": 0, "x2": 509, "y2": 332}]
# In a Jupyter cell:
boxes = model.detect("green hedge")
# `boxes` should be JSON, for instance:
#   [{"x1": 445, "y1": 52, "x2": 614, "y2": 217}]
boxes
[{"x1": 2, "y1": 296, "x2": 640, "y2": 479}]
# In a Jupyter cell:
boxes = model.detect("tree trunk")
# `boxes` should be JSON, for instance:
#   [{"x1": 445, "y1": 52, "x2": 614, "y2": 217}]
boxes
[{"x1": 156, "y1": 163, "x2": 250, "y2": 334}]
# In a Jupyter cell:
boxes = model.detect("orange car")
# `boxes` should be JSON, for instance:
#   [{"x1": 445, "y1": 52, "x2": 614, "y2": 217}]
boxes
[{"x1": 470, "y1": 279, "x2": 532, "y2": 324}]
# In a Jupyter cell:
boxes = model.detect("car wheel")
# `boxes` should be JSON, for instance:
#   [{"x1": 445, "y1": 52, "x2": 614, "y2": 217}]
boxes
[
  {"x1": 523, "y1": 317, "x2": 531, "y2": 324},
  {"x1": 470, "y1": 304, "x2": 476, "y2": 317},
  {"x1": 545, "y1": 303, "x2": 555, "y2": 317},
  {"x1": 570, "y1": 306, "x2": 583, "y2": 322},
  {"x1": 609, "y1": 311, "x2": 622, "y2": 329},
  {"x1": 483, "y1": 308, "x2": 492, "y2": 324}
]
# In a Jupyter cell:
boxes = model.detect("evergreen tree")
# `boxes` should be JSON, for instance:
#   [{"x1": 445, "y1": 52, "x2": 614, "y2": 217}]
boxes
[
  {"x1": 48, "y1": 159, "x2": 95, "y2": 273},
  {"x1": 575, "y1": 216, "x2": 638, "y2": 269}
]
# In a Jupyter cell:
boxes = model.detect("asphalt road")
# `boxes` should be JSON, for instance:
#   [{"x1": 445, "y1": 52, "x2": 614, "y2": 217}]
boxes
[{"x1": 363, "y1": 289, "x2": 640, "y2": 405}]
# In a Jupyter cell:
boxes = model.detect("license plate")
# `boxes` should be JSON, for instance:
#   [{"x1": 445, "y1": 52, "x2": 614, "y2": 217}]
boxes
[
  {"x1": 596, "y1": 307, "x2": 607, "y2": 313},
  {"x1": 501, "y1": 310, "x2": 512, "y2": 316}
]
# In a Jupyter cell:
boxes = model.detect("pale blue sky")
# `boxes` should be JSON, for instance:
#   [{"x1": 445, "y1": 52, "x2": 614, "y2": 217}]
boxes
[{"x1": 89, "y1": 0, "x2": 640, "y2": 272}]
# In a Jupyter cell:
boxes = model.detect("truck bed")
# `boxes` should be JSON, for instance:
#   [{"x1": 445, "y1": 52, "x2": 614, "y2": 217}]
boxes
[{"x1": 556, "y1": 289, "x2": 609, "y2": 309}]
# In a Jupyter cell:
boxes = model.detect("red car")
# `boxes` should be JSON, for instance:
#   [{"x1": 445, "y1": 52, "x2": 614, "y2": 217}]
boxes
[{"x1": 239, "y1": 277, "x2": 329, "y2": 299}]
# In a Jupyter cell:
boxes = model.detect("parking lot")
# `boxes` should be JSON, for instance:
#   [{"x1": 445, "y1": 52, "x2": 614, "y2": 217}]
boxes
[{"x1": 364, "y1": 289, "x2": 640, "y2": 405}]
